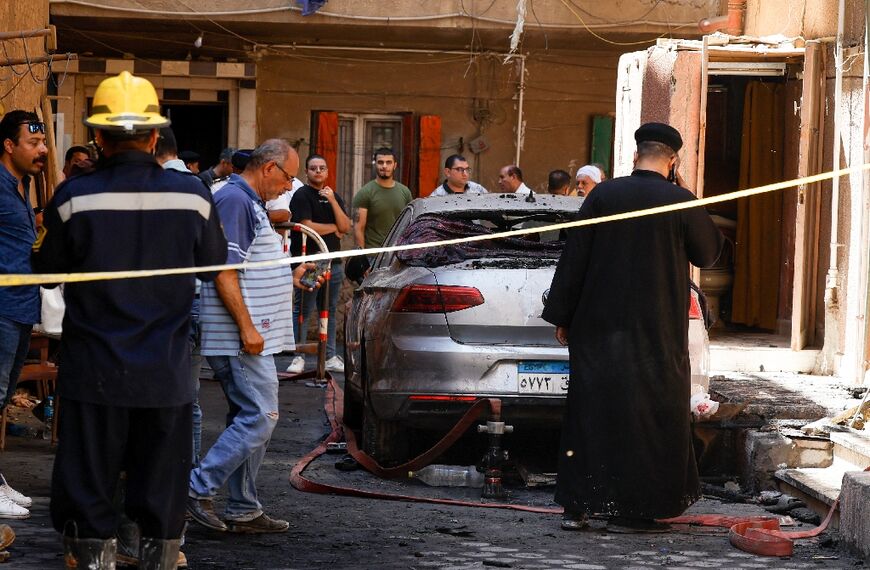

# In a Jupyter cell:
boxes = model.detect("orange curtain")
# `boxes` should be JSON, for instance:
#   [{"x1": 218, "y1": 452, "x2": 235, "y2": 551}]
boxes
[
  {"x1": 417, "y1": 115, "x2": 441, "y2": 198},
  {"x1": 400, "y1": 113, "x2": 415, "y2": 189},
  {"x1": 731, "y1": 82, "x2": 785, "y2": 330},
  {"x1": 314, "y1": 111, "x2": 339, "y2": 191}
]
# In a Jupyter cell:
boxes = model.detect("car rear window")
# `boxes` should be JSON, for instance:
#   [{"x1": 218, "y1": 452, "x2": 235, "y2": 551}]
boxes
[{"x1": 395, "y1": 212, "x2": 573, "y2": 268}]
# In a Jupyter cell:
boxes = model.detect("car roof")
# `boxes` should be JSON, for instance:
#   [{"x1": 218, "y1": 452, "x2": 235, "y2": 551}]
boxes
[{"x1": 407, "y1": 193, "x2": 583, "y2": 216}]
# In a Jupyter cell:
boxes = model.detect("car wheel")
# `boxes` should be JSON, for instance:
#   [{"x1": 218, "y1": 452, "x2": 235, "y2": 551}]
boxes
[
  {"x1": 341, "y1": 343, "x2": 363, "y2": 430},
  {"x1": 362, "y1": 395, "x2": 409, "y2": 467}
]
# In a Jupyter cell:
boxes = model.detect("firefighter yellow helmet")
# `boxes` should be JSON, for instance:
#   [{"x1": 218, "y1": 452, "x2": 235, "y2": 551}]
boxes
[{"x1": 84, "y1": 71, "x2": 170, "y2": 132}]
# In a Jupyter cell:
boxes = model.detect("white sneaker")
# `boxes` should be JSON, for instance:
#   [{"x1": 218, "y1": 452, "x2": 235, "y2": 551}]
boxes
[
  {"x1": 0, "y1": 482, "x2": 31, "y2": 508},
  {"x1": 285, "y1": 356, "x2": 306, "y2": 374},
  {"x1": 325, "y1": 355, "x2": 344, "y2": 372},
  {"x1": 0, "y1": 492, "x2": 29, "y2": 519}
]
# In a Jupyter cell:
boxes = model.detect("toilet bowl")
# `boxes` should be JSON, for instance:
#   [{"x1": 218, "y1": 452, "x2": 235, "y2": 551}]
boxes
[
  {"x1": 700, "y1": 267, "x2": 734, "y2": 327},
  {"x1": 700, "y1": 215, "x2": 736, "y2": 326}
]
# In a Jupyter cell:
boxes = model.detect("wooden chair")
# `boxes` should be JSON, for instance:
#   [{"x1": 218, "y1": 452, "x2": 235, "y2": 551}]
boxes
[{"x1": 0, "y1": 334, "x2": 59, "y2": 450}]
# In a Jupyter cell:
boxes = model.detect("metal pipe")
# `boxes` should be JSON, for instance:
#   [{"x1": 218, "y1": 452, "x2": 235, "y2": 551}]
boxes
[
  {"x1": 0, "y1": 28, "x2": 52, "y2": 41},
  {"x1": 0, "y1": 53, "x2": 77, "y2": 67},
  {"x1": 275, "y1": 222, "x2": 330, "y2": 380},
  {"x1": 269, "y1": 43, "x2": 522, "y2": 59},
  {"x1": 697, "y1": 0, "x2": 745, "y2": 35},
  {"x1": 825, "y1": 0, "x2": 846, "y2": 310},
  {"x1": 515, "y1": 56, "x2": 526, "y2": 166}
]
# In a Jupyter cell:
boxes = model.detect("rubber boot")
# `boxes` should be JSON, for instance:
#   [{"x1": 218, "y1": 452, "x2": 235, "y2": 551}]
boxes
[
  {"x1": 138, "y1": 537, "x2": 181, "y2": 570},
  {"x1": 63, "y1": 536, "x2": 117, "y2": 569},
  {"x1": 115, "y1": 516, "x2": 140, "y2": 566}
]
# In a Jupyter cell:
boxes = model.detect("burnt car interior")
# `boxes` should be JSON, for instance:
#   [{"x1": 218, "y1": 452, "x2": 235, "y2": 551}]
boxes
[{"x1": 395, "y1": 212, "x2": 579, "y2": 268}]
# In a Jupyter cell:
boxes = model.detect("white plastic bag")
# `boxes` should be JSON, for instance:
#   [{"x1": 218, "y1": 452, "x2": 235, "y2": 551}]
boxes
[
  {"x1": 690, "y1": 383, "x2": 720, "y2": 419},
  {"x1": 34, "y1": 285, "x2": 64, "y2": 336}
]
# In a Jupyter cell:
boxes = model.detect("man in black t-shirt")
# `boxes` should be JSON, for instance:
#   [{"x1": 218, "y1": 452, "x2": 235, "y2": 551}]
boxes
[{"x1": 286, "y1": 154, "x2": 351, "y2": 374}]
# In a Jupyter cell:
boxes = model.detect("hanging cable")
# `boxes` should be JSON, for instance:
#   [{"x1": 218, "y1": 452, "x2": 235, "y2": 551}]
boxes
[{"x1": 557, "y1": 0, "x2": 691, "y2": 46}]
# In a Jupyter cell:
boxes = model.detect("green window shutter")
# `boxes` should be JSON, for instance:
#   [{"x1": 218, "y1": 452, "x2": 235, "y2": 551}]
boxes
[{"x1": 590, "y1": 115, "x2": 614, "y2": 178}]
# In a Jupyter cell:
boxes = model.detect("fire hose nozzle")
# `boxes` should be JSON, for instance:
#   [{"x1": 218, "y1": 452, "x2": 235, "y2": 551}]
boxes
[{"x1": 478, "y1": 421, "x2": 514, "y2": 435}]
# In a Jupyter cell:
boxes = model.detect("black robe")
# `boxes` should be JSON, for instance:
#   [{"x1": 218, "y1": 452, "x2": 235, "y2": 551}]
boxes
[{"x1": 542, "y1": 170, "x2": 723, "y2": 519}]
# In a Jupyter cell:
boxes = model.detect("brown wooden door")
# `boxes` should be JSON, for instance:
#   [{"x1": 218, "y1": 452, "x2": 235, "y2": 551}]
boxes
[{"x1": 791, "y1": 41, "x2": 826, "y2": 350}]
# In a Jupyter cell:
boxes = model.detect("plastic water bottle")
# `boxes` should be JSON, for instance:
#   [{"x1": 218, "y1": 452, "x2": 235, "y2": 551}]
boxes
[
  {"x1": 409, "y1": 465, "x2": 484, "y2": 488},
  {"x1": 42, "y1": 396, "x2": 54, "y2": 440}
]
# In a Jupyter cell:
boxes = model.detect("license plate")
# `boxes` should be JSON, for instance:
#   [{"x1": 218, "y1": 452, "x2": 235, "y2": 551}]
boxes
[{"x1": 517, "y1": 361, "x2": 570, "y2": 394}]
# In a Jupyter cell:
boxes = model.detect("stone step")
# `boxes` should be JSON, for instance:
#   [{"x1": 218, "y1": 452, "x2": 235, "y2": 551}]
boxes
[
  {"x1": 830, "y1": 428, "x2": 870, "y2": 468},
  {"x1": 775, "y1": 463, "x2": 853, "y2": 508}
]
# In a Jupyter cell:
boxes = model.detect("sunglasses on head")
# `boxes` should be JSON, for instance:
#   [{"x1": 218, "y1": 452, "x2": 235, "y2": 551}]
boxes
[{"x1": 19, "y1": 122, "x2": 45, "y2": 135}]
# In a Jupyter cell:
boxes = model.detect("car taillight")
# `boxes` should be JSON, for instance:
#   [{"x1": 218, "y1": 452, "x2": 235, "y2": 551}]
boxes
[
  {"x1": 391, "y1": 284, "x2": 484, "y2": 313},
  {"x1": 689, "y1": 293, "x2": 703, "y2": 320}
]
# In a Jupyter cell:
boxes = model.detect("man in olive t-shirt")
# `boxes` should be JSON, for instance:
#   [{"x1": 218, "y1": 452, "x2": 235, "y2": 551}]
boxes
[{"x1": 351, "y1": 147, "x2": 412, "y2": 249}]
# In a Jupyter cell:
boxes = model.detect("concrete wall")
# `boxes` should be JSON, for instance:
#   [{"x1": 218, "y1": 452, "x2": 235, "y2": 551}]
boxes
[
  {"x1": 744, "y1": 0, "x2": 839, "y2": 39},
  {"x1": 51, "y1": 0, "x2": 720, "y2": 37},
  {"x1": 0, "y1": 1, "x2": 50, "y2": 113},
  {"x1": 256, "y1": 48, "x2": 620, "y2": 194},
  {"x1": 812, "y1": 0, "x2": 869, "y2": 381}
]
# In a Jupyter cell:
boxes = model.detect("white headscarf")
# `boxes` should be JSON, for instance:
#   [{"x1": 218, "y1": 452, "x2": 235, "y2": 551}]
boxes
[{"x1": 575, "y1": 165, "x2": 602, "y2": 184}]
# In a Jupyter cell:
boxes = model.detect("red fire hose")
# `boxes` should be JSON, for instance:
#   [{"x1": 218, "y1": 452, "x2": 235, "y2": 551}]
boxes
[
  {"x1": 288, "y1": 371, "x2": 564, "y2": 514},
  {"x1": 286, "y1": 371, "x2": 858, "y2": 556}
]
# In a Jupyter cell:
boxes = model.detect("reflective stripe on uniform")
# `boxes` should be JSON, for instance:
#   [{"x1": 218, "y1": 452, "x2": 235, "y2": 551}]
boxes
[{"x1": 57, "y1": 192, "x2": 212, "y2": 222}]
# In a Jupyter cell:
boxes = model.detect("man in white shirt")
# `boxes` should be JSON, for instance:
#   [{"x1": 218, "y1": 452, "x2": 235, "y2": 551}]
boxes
[
  {"x1": 497, "y1": 164, "x2": 532, "y2": 195},
  {"x1": 266, "y1": 177, "x2": 304, "y2": 224},
  {"x1": 430, "y1": 154, "x2": 488, "y2": 196}
]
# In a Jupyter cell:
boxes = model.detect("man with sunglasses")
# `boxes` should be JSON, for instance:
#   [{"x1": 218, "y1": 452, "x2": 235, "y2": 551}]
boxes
[
  {"x1": 0, "y1": 110, "x2": 48, "y2": 521},
  {"x1": 430, "y1": 154, "x2": 488, "y2": 196}
]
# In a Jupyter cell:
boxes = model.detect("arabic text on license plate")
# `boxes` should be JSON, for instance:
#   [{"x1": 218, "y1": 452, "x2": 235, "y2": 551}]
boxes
[{"x1": 517, "y1": 361, "x2": 569, "y2": 394}]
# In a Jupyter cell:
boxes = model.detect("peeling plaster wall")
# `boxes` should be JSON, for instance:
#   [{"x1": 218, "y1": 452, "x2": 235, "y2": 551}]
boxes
[
  {"x1": 614, "y1": 47, "x2": 701, "y2": 195},
  {"x1": 744, "y1": 0, "x2": 838, "y2": 39},
  {"x1": 814, "y1": 0, "x2": 869, "y2": 381},
  {"x1": 255, "y1": 49, "x2": 621, "y2": 194}
]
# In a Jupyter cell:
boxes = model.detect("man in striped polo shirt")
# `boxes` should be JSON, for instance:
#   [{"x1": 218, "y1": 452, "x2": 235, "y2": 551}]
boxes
[{"x1": 189, "y1": 139, "x2": 300, "y2": 534}]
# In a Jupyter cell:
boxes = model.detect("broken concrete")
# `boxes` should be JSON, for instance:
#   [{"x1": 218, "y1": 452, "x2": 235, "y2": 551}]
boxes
[
  {"x1": 742, "y1": 429, "x2": 833, "y2": 492},
  {"x1": 839, "y1": 470, "x2": 870, "y2": 559}
]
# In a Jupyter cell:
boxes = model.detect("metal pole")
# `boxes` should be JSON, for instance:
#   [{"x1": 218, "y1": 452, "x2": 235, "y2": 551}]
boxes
[
  {"x1": 824, "y1": 0, "x2": 846, "y2": 309},
  {"x1": 514, "y1": 55, "x2": 526, "y2": 166},
  {"x1": 0, "y1": 28, "x2": 52, "y2": 41},
  {"x1": 275, "y1": 222, "x2": 330, "y2": 381}
]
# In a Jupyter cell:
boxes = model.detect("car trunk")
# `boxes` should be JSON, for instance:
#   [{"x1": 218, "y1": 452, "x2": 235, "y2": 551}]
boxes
[{"x1": 431, "y1": 258, "x2": 562, "y2": 347}]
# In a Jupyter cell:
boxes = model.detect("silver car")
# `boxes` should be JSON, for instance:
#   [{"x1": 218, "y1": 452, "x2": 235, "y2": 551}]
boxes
[{"x1": 343, "y1": 193, "x2": 710, "y2": 464}]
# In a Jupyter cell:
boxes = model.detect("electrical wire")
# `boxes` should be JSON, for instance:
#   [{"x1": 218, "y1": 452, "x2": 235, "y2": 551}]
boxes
[
  {"x1": 67, "y1": 29, "x2": 251, "y2": 55},
  {"x1": 1, "y1": 39, "x2": 29, "y2": 77},
  {"x1": 176, "y1": 0, "x2": 262, "y2": 49},
  {"x1": 557, "y1": 0, "x2": 692, "y2": 46},
  {"x1": 265, "y1": 49, "x2": 473, "y2": 66},
  {"x1": 528, "y1": 0, "x2": 549, "y2": 52},
  {"x1": 0, "y1": 72, "x2": 28, "y2": 101},
  {"x1": 61, "y1": 26, "x2": 162, "y2": 69},
  {"x1": 48, "y1": 0, "x2": 698, "y2": 29}
]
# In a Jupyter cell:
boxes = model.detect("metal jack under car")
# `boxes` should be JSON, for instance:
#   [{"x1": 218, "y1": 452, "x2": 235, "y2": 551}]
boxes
[{"x1": 342, "y1": 194, "x2": 710, "y2": 466}]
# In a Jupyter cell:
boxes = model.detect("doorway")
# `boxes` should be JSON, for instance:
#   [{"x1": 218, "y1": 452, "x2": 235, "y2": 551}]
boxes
[
  {"x1": 164, "y1": 102, "x2": 228, "y2": 172},
  {"x1": 700, "y1": 72, "x2": 816, "y2": 346}
]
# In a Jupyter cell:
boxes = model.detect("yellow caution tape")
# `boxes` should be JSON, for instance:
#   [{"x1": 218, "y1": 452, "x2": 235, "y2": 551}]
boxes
[{"x1": 2, "y1": 163, "x2": 868, "y2": 287}]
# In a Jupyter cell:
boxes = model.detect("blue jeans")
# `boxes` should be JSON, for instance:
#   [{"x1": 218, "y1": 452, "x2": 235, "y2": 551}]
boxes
[
  {"x1": 189, "y1": 309, "x2": 202, "y2": 467},
  {"x1": 189, "y1": 353, "x2": 279, "y2": 521},
  {"x1": 0, "y1": 316, "x2": 33, "y2": 409},
  {"x1": 293, "y1": 260, "x2": 343, "y2": 359}
]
